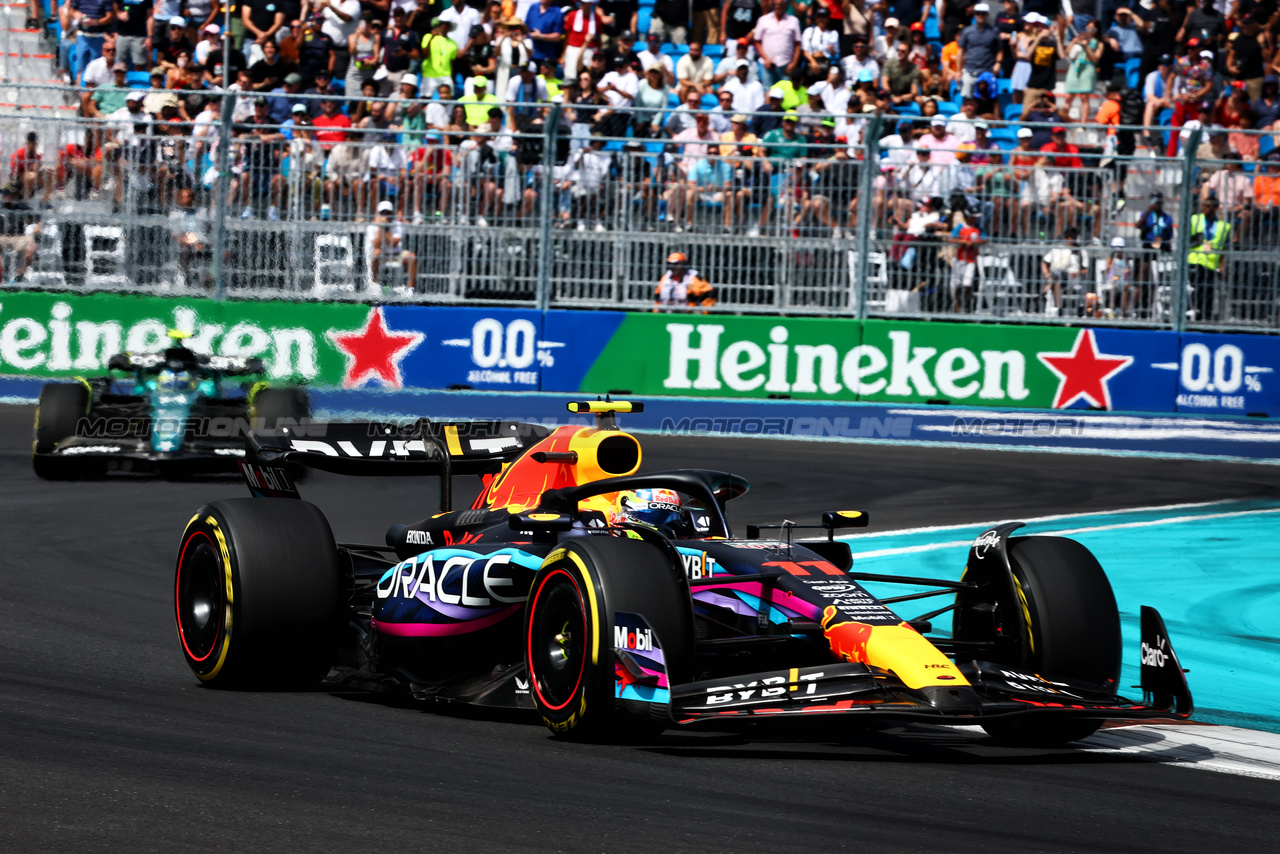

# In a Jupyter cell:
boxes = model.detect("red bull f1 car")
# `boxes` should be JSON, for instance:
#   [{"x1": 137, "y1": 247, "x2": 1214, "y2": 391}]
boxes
[{"x1": 174, "y1": 400, "x2": 1192, "y2": 746}]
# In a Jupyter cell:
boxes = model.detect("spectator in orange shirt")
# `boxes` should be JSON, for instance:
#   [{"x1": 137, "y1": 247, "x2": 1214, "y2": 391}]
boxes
[
  {"x1": 1253, "y1": 152, "x2": 1280, "y2": 245},
  {"x1": 940, "y1": 39, "x2": 961, "y2": 95}
]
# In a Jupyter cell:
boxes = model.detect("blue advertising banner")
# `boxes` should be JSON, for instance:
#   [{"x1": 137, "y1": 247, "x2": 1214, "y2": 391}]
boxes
[
  {"x1": 1173, "y1": 333, "x2": 1280, "y2": 417},
  {"x1": 538, "y1": 310, "x2": 628, "y2": 392},
  {"x1": 382, "y1": 306, "x2": 547, "y2": 392}
]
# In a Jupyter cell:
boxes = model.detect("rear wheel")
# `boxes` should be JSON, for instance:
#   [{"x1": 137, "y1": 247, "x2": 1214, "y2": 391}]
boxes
[
  {"x1": 526, "y1": 535, "x2": 692, "y2": 742},
  {"x1": 956, "y1": 536, "x2": 1122, "y2": 747},
  {"x1": 175, "y1": 498, "x2": 342, "y2": 688},
  {"x1": 33, "y1": 383, "x2": 97, "y2": 480}
]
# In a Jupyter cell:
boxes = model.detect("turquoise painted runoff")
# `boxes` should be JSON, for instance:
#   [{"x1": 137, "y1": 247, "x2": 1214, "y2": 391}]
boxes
[{"x1": 840, "y1": 500, "x2": 1280, "y2": 734}]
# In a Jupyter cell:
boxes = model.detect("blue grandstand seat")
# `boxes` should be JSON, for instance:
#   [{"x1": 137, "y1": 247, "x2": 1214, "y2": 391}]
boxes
[
  {"x1": 1262, "y1": 135, "x2": 1276, "y2": 158},
  {"x1": 700, "y1": 93, "x2": 718, "y2": 108},
  {"x1": 928, "y1": 39, "x2": 943, "y2": 57},
  {"x1": 994, "y1": 139, "x2": 1017, "y2": 152},
  {"x1": 126, "y1": 71, "x2": 150, "y2": 87},
  {"x1": 667, "y1": 91, "x2": 680, "y2": 107},
  {"x1": 989, "y1": 127, "x2": 1017, "y2": 144},
  {"x1": 998, "y1": 78, "x2": 1012, "y2": 95},
  {"x1": 925, "y1": 11, "x2": 940, "y2": 40},
  {"x1": 1158, "y1": 108, "x2": 1172, "y2": 125},
  {"x1": 1124, "y1": 57, "x2": 1141, "y2": 90},
  {"x1": 661, "y1": 43, "x2": 690, "y2": 57},
  {"x1": 898, "y1": 101, "x2": 922, "y2": 116},
  {"x1": 936, "y1": 100, "x2": 959, "y2": 116},
  {"x1": 638, "y1": 0, "x2": 654, "y2": 6},
  {"x1": 705, "y1": 44, "x2": 723, "y2": 58},
  {"x1": 1003, "y1": 102, "x2": 1023, "y2": 120}
]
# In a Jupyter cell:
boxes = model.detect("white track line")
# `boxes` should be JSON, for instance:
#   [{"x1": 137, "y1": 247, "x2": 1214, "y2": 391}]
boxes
[
  {"x1": 844, "y1": 499, "x2": 1242, "y2": 541},
  {"x1": 845, "y1": 506, "x2": 1280, "y2": 560},
  {"x1": 1082, "y1": 724, "x2": 1280, "y2": 782}
]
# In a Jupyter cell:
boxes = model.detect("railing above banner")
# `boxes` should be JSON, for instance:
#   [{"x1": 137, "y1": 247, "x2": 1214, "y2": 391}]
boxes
[{"x1": 0, "y1": 82, "x2": 1276, "y2": 333}]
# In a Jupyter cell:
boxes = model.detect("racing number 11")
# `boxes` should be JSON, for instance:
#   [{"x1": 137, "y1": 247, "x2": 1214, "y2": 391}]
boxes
[{"x1": 762, "y1": 561, "x2": 845, "y2": 577}]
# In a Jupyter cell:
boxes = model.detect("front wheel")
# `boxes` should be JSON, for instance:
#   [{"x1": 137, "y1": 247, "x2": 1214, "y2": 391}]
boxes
[
  {"x1": 175, "y1": 498, "x2": 343, "y2": 688},
  {"x1": 957, "y1": 536, "x2": 1122, "y2": 747},
  {"x1": 525, "y1": 535, "x2": 693, "y2": 742},
  {"x1": 33, "y1": 383, "x2": 98, "y2": 480}
]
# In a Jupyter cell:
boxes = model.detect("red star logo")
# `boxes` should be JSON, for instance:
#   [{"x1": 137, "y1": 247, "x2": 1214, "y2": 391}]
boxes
[
  {"x1": 1037, "y1": 329, "x2": 1133, "y2": 410},
  {"x1": 326, "y1": 308, "x2": 424, "y2": 388}
]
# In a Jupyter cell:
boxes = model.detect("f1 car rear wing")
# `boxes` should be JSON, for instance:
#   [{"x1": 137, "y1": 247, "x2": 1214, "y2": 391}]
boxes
[
  {"x1": 107, "y1": 350, "x2": 265, "y2": 376},
  {"x1": 242, "y1": 418, "x2": 552, "y2": 509}
]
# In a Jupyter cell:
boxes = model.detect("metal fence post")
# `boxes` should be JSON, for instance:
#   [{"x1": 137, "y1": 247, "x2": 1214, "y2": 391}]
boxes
[
  {"x1": 1172, "y1": 128, "x2": 1201, "y2": 331},
  {"x1": 854, "y1": 115, "x2": 882, "y2": 319},
  {"x1": 211, "y1": 6, "x2": 233, "y2": 300},
  {"x1": 535, "y1": 104, "x2": 561, "y2": 312}
]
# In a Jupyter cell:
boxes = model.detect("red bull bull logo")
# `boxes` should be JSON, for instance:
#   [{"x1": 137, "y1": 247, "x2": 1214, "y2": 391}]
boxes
[{"x1": 821, "y1": 606, "x2": 876, "y2": 664}]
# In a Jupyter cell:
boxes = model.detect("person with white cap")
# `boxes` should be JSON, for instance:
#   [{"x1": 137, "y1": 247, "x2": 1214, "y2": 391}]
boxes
[
  {"x1": 874, "y1": 18, "x2": 901, "y2": 65},
  {"x1": 713, "y1": 37, "x2": 756, "y2": 85},
  {"x1": 1009, "y1": 126, "x2": 1040, "y2": 236},
  {"x1": 750, "y1": 85, "x2": 787, "y2": 135},
  {"x1": 1100, "y1": 235, "x2": 1130, "y2": 316},
  {"x1": 1019, "y1": 12, "x2": 1064, "y2": 118},
  {"x1": 105, "y1": 87, "x2": 151, "y2": 143},
  {"x1": 918, "y1": 114, "x2": 960, "y2": 165},
  {"x1": 1010, "y1": 11, "x2": 1039, "y2": 103},
  {"x1": 957, "y1": 2, "x2": 999, "y2": 99},
  {"x1": 722, "y1": 56, "x2": 765, "y2": 113},
  {"x1": 368, "y1": 198, "x2": 419, "y2": 293}
]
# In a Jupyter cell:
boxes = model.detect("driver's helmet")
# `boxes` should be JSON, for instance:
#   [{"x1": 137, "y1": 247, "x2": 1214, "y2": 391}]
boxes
[
  {"x1": 157, "y1": 367, "x2": 196, "y2": 392},
  {"x1": 609, "y1": 488, "x2": 692, "y2": 537}
]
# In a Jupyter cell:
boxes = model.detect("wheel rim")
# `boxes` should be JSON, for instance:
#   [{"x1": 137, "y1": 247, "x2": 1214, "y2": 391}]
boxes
[
  {"x1": 176, "y1": 532, "x2": 224, "y2": 662},
  {"x1": 529, "y1": 571, "x2": 588, "y2": 712}
]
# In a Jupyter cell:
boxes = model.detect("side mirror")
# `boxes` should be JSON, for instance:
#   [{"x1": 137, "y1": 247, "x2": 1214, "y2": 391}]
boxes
[
  {"x1": 822, "y1": 510, "x2": 869, "y2": 529},
  {"x1": 509, "y1": 511, "x2": 574, "y2": 532}
]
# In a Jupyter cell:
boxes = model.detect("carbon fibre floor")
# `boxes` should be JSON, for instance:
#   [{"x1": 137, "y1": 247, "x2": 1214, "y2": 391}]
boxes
[{"x1": 1, "y1": 404, "x2": 1278, "y2": 852}]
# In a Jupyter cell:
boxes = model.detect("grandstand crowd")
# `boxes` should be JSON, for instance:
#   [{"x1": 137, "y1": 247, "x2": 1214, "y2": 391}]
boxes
[{"x1": 3, "y1": 0, "x2": 1279, "y2": 318}]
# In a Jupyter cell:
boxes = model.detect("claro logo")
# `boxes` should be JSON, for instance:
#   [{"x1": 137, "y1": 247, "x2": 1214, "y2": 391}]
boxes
[{"x1": 1141, "y1": 636, "x2": 1169, "y2": 668}]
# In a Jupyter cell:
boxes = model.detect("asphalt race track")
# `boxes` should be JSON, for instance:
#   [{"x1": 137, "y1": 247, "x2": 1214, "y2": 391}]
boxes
[{"x1": 2, "y1": 403, "x2": 1278, "y2": 853}]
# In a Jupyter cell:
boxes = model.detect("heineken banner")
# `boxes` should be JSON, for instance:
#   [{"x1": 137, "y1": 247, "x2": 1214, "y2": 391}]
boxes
[
  {"x1": 1, "y1": 292, "x2": 1275, "y2": 416},
  {"x1": 0, "y1": 291, "x2": 544, "y2": 392},
  {"x1": 542, "y1": 312, "x2": 1183, "y2": 413}
]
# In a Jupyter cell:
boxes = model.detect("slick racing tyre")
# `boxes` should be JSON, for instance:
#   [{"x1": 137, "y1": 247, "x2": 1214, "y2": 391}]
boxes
[
  {"x1": 32, "y1": 382, "x2": 98, "y2": 480},
  {"x1": 958, "y1": 536, "x2": 1122, "y2": 747},
  {"x1": 252, "y1": 386, "x2": 310, "y2": 430},
  {"x1": 175, "y1": 498, "x2": 342, "y2": 688},
  {"x1": 525, "y1": 535, "x2": 693, "y2": 742}
]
